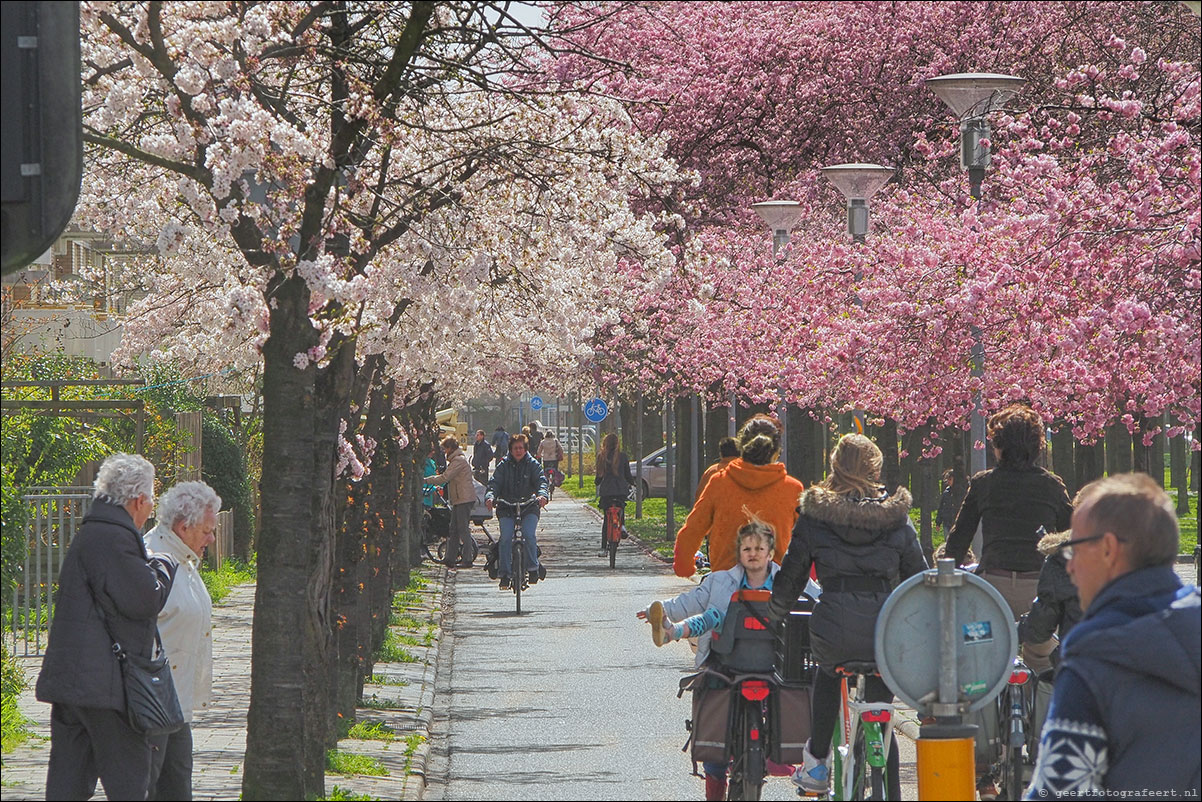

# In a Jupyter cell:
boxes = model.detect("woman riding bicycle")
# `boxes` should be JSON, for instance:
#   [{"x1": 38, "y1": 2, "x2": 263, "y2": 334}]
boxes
[
  {"x1": 484, "y1": 434, "x2": 549, "y2": 590},
  {"x1": 768, "y1": 433, "x2": 927, "y2": 798},
  {"x1": 673, "y1": 415, "x2": 803, "y2": 577},
  {"x1": 595, "y1": 433, "x2": 634, "y2": 556}
]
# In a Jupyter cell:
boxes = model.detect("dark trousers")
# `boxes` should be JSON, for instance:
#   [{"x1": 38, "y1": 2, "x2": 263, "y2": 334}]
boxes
[
  {"x1": 810, "y1": 668, "x2": 901, "y2": 800},
  {"x1": 148, "y1": 723, "x2": 193, "y2": 800},
  {"x1": 47, "y1": 702, "x2": 153, "y2": 801},
  {"x1": 445, "y1": 502, "x2": 473, "y2": 566}
]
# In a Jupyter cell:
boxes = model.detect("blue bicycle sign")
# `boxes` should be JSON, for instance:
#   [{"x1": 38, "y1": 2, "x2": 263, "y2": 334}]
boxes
[
  {"x1": 531, "y1": 396, "x2": 544, "y2": 410},
  {"x1": 583, "y1": 397, "x2": 609, "y2": 423}
]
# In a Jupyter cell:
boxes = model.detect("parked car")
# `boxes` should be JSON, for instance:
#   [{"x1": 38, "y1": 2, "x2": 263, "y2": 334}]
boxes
[{"x1": 628, "y1": 446, "x2": 675, "y2": 499}]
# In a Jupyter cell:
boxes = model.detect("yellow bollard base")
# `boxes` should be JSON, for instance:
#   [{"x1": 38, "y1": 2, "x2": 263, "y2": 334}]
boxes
[{"x1": 917, "y1": 725, "x2": 977, "y2": 801}]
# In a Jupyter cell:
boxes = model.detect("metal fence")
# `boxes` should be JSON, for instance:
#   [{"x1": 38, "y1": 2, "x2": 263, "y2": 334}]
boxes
[{"x1": 7, "y1": 489, "x2": 92, "y2": 656}]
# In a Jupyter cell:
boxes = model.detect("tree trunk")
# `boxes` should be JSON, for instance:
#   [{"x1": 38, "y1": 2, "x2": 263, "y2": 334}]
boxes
[
  {"x1": 1050, "y1": 423, "x2": 1077, "y2": 498},
  {"x1": 1170, "y1": 427, "x2": 1190, "y2": 515},
  {"x1": 1105, "y1": 423, "x2": 1132, "y2": 474},
  {"x1": 786, "y1": 405, "x2": 806, "y2": 484},
  {"x1": 244, "y1": 275, "x2": 336, "y2": 801},
  {"x1": 673, "y1": 396, "x2": 696, "y2": 506},
  {"x1": 1075, "y1": 438, "x2": 1105, "y2": 491},
  {"x1": 879, "y1": 417, "x2": 900, "y2": 494}
]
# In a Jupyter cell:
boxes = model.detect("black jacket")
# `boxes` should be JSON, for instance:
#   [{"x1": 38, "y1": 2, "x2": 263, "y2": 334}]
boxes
[
  {"x1": 934, "y1": 483, "x2": 965, "y2": 529},
  {"x1": 945, "y1": 464, "x2": 1072, "y2": 572},
  {"x1": 596, "y1": 452, "x2": 634, "y2": 498},
  {"x1": 770, "y1": 486, "x2": 927, "y2": 669},
  {"x1": 36, "y1": 501, "x2": 177, "y2": 711},
  {"x1": 1018, "y1": 529, "x2": 1082, "y2": 658},
  {"x1": 472, "y1": 439, "x2": 493, "y2": 471},
  {"x1": 486, "y1": 454, "x2": 548, "y2": 513}
]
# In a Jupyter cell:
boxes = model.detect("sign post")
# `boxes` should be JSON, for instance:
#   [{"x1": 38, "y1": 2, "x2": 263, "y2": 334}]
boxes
[{"x1": 875, "y1": 559, "x2": 1016, "y2": 800}]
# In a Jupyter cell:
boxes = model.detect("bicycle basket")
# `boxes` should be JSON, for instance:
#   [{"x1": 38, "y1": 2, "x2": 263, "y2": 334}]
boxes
[{"x1": 710, "y1": 590, "x2": 777, "y2": 673}]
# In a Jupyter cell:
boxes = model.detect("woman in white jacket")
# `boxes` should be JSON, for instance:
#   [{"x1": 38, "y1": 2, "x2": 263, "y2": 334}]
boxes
[{"x1": 144, "y1": 480, "x2": 221, "y2": 801}]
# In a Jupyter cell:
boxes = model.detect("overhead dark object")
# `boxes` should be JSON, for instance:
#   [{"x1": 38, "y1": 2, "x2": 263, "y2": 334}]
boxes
[{"x1": 1, "y1": 1, "x2": 82, "y2": 274}]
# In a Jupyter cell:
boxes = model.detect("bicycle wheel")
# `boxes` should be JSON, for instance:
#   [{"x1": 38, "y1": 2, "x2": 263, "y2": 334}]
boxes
[
  {"x1": 851, "y1": 725, "x2": 868, "y2": 800},
  {"x1": 513, "y1": 535, "x2": 524, "y2": 615},
  {"x1": 869, "y1": 764, "x2": 884, "y2": 801},
  {"x1": 1003, "y1": 741, "x2": 1023, "y2": 802}
]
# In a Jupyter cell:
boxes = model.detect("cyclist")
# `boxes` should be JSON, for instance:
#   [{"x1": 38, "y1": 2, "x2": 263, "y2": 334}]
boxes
[
  {"x1": 537, "y1": 430, "x2": 564, "y2": 489},
  {"x1": 595, "y1": 433, "x2": 634, "y2": 555},
  {"x1": 673, "y1": 415, "x2": 804, "y2": 577},
  {"x1": 484, "y1": 434, "x2": 549, "y2": 590},
  {"x1": 638, "y1": 514, "x2": 797, "y2": 801},
  {"x1": 1019, "y1": 527, "x2": 1083, "y2": 674},
  {"x1": 767, "y1": 433, "x2": 927, "y2": 798}
]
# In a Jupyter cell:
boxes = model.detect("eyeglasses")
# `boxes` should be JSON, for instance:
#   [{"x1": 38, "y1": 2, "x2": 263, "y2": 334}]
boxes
[{"x1": 1056, "y1": 532, "x2": 1125, "y2": 560}]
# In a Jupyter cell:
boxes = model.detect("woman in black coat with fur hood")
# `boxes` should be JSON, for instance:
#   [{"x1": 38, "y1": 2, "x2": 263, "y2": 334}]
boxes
[{"x1": 769, "y1": 434, "x2": 927, "y2": 798}]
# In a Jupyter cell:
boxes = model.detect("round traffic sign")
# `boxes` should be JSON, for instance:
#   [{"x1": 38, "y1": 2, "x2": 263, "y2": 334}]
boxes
[
  {"x1": 875, "y1": 567, "x2": 1016, "y2": 715},
  {"x1": 531, "y1": 396, "x2": 544, "y2": 410},
  {"x1": 583, "y1": 397, "x2": 609, "y2": 423}
]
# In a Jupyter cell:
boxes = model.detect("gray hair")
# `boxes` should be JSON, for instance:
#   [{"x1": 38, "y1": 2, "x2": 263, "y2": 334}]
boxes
[
  {"x1": 157, "y1": 481, "x2": 222, "y2": 530},
  {"x1": 93, "y1": 453, "x2": 156, "y2": 506}
]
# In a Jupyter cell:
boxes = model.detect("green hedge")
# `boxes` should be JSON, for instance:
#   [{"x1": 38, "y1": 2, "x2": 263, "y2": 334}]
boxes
[{"x1": 201, "y1": 414, "x2": 255, "y2": 560}]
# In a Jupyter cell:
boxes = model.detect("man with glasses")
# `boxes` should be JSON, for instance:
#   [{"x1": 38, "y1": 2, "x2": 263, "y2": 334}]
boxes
[{"x1": 1024, "y1": 473, "x2": 1200, "y2": 799}]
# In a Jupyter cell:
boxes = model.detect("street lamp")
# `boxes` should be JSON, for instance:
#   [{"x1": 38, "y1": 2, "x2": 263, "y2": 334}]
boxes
[
  {"x1": 751, "y1": 200, "x2": 803, "y2": 258},
  {"x1": 925, "y1": 73, "x2": 1026, "y2": 200},
  {"x1": 925, "y1": 72, "x2": 1025, "y2": 481},
  {"x1": 820, "y1": 163, "x2": 895, "y2": 243}
]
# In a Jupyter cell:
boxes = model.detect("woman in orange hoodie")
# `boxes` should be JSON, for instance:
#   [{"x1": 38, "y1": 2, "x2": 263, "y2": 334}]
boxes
[{"x1": 673, "y1": 415, "x2": 804, "y2": 577}]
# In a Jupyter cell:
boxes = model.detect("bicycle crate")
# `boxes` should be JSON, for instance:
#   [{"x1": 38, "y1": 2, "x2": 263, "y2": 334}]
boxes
[{"x1": 774, "y1": 598, "x2": 817, "y2": 685}]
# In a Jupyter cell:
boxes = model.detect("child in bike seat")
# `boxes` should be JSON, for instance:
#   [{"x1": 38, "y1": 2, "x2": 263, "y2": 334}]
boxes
[
  {"x1": 640, "y1": 512, "x2": 778, "y2": 658},
  {"x1": 638, "y1": 512, "x2": 816, "y2": 798}
]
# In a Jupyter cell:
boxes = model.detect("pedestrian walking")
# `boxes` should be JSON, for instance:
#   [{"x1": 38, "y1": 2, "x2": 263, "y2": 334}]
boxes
[
  {"x1": 36, "y1": 453, "x2": 179, "y2": 801},
  {"x1": 491, "y1": 424, "x2": 509, "y2": 467},
  {"x1": 471, "y1": 429, "x2": 493, "y2": 485},
  {"x1": 933, "y1": 467, "x2": 965, "y2": 561},
  {"x1": 425, "y1": 436, "x2": 476, "y2": 567},
  {"x1": 528, "y1": 420, "x2": 544, "y2": 456},
  {"x1": 1025, "y1": 473, "x2": 1200, "y2": 799},
  {"x1": 144, "y1": 481, "x2": 222, "y2": 800}
]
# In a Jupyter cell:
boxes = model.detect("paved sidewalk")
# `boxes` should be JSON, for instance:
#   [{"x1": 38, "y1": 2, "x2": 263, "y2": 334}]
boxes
[{"x1": 1, "y1": 563, "x2": 450, "y2": 801}]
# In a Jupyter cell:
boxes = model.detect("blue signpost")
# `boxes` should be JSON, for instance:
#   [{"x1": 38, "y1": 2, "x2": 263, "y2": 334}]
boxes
[
  {"x1": 583, "y1": 397, "x2": 608, "y2": 423},
  {"x1": 531, "y1": 396, "x2": 544, "y2": 411}
]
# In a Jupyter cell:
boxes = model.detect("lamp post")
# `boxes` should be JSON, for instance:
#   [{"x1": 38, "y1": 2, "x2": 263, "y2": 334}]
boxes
[
  {"x1": 925, "y1": 72, "x2": 1025, "y2": 478},
  {"x1": 751, "y1": 199, "x2": 804, "y2": 468},
  {"x1": 820, "y1": 163, "x2": 895, "y2": 243},
  {"x1": 751, "y1": 199, "x2": 803, "y2": 258}
]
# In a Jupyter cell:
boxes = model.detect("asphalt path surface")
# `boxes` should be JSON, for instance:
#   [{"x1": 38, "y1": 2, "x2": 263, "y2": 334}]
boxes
[{"x1": 425, "y1": 496, "x2": 918, "y2": 800}]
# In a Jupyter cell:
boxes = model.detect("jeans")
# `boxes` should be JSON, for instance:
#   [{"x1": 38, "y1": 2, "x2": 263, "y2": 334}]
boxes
[{"x1": 498, "y1": 512, "x2": 539, "y2": 578}]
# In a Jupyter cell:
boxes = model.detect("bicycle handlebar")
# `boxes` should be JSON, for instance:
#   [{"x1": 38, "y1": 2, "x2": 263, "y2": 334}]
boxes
[{"x1": 493, "y1": 496, "x2": 541, "y2": 511}]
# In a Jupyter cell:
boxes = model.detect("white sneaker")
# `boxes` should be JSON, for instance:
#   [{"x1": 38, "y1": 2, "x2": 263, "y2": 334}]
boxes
[{"x1": 792, "y1": 740, "x2": 831, "y2": 794}]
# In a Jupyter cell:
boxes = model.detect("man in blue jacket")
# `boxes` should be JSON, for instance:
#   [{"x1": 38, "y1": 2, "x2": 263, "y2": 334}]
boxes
[{"x1": 1025, "y1": 473, "x2": 1200, "y2": 799}]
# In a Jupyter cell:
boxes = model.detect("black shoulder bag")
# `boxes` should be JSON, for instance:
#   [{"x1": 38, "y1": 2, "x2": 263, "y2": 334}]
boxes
[{"x1": 89, "y1": 584, "x2": 185, "y2": 737}]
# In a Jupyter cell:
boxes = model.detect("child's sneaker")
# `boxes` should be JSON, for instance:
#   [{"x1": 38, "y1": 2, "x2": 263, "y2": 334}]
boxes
[
  {"x1": 792, "y1": 740, "x2": 830, "y2": 794},
  {"x1": 648, "y1": 600, "x2": 678, "y2": 647}
]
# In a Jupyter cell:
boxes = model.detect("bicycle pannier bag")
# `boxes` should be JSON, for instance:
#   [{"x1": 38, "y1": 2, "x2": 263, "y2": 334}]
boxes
[
  {"x1": 770, "y1": 683, "x2": 812, "y2": 764},
  {"x1": 550, "y1": 468, "x2": 565, "y2": 487},
  {"x1": 685, "y1": 674, "x2": 732, "y2": 764}
]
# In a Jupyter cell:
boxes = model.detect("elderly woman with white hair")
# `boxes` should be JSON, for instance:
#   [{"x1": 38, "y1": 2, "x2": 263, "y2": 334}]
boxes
[
  {"x1": 144, "y1": 480, "x2": 221, "y2": 800},
  {"x1": 36, "y1": 453, "x2": 179, "y2": 800}
]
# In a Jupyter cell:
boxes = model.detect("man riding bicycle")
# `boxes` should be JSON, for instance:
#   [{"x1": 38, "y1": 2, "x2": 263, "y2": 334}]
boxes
[{"x1": 485, "y1": 434, "x2": 549, "y2": 590}]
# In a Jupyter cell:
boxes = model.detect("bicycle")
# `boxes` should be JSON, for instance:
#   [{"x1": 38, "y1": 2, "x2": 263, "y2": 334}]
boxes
[
  {"x1": 991, "y1": 658, "x2": 1037, "y2": 801},
  {"x1": 492, "y1": 496, "x2": 541, "y2": 614},
  {"x1": 827, "y1": 661, "x2": 896, "y2": 801},
  {"x1": 601, "y1": 498, "x2": 625, "y2": 568},
  {"x1": 680, "y1": 589, "x2": 805, "y2": 802}
]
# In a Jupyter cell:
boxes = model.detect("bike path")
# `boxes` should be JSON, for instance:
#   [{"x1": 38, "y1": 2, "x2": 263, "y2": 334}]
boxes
[{"x1": 423, "y1": 495, "x2": 918, "y2": 800}]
